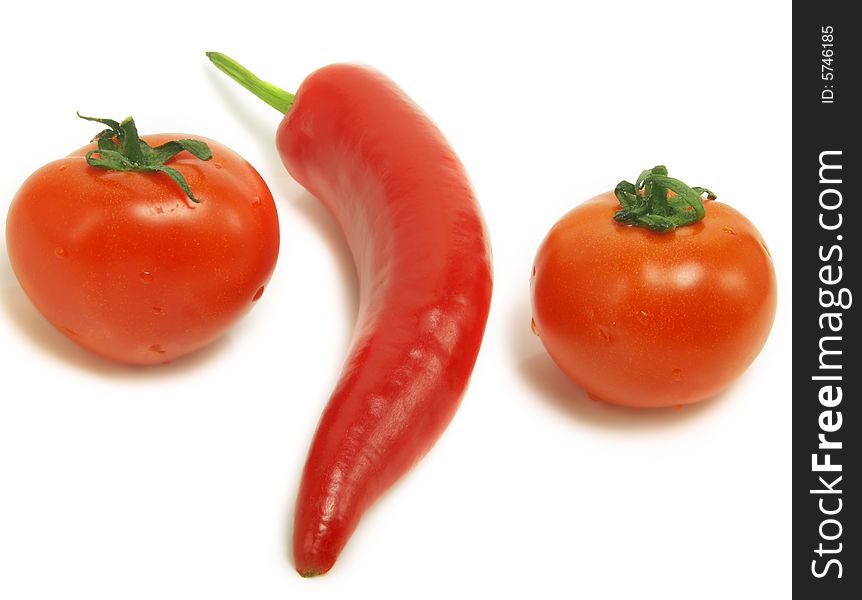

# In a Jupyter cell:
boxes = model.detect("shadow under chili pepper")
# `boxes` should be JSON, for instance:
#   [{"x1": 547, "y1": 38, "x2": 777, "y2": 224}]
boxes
[
  {"x1": 205, "y1": 64, "x2": 300, "y2": 198},
  {"x1": 510, "y1": 297, "x2": 725, "y2": 429},
  {"x1": 206, "y1": 64, "x2": 359, "y2": 345},
  {"x1": 204, "y1": 65, "x2": 277, "y2": 154},
  {"x1": 288, "y1": 190, "x2": 360, "y2": 344},
  {"x1": 277, "y1": 196, "x2": 361, "y2": 571}
]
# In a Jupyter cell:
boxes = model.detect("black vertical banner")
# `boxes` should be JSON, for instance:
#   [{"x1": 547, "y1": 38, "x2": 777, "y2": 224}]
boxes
[{"x1": 793, "y1": 3, "x2": 859, "y2": 597}]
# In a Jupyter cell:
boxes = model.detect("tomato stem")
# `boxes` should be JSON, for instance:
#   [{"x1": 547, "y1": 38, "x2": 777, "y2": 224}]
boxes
[
  {"x1": 206, "y1": 52, "x2": 295, "y2": 114},
  {"x1": 614, "y1": 166, "x2": 716, "y2": 232},
  {"x1": 77, "y1": 114, "x2": 213, "y2": 203}
]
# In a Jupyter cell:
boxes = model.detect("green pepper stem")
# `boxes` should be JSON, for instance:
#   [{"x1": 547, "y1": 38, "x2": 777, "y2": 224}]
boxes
[{"x1": 206, "y1": 52, "x2": 295, "y2": 114}]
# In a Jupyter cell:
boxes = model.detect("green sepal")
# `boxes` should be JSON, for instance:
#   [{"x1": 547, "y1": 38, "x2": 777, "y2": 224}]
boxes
[
  {"x1": 613, "y1": 165, "x2": 715, "y2": 232},
  {"x1": 96, "y1": 133, "x2": 120, "y2": 154},
  {"x1": 153, "y1": 165, "x2": 201, "y2": 203},
  {"x1": 76, "y1": 113, "x2": 212, "y2": 203},
  {"x1": 146, "y1": 139, "x2": 213, "y2": 164},
  {"x1": 85, "y1": 148, "x2": 136, "y2": 171},
  {"x1": 614, "y1": 180, "x2": 638, "y2": 210},
  {"x1": 77, "y1": 113, "x2": 122, "y2": 132}
]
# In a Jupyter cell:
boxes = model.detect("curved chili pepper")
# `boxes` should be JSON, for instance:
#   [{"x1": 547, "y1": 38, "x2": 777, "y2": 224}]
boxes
[{"x1": 208, "y1": 53, "x2": 493, "y2": 576}]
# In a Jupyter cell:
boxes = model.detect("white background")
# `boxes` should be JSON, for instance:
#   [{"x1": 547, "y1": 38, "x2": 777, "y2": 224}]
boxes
[{"x1": 0, "y1": 1, "x2": 791, "y2": 598}]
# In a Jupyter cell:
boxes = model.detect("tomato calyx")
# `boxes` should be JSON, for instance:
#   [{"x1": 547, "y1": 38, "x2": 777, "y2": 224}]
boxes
[
  {"x1": 77, "y1": 113, "x2": 213, "y2": 203},
  {"x1": 613, "y1": 165, "x2": 716, "y2": 232}
]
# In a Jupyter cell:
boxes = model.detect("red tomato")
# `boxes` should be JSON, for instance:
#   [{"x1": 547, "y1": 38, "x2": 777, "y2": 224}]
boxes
[
  {"x1": 6, "y1": 132, "x2": 279, "y2": 365},
  {"x1": 530, "y1": 190, "x2": 776, "y2": 408}
]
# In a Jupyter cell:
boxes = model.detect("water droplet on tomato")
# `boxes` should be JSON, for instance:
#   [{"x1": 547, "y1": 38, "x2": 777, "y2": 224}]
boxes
[
  {"x1": 149, "y1": 344, "x2": 166, "y2": 354},
  {"x1": 760, "y1": 241, "x2": 772, "y2": 257},
  {"x1": 722, "y1": 226, "x2": 736, "y2": 235},
  {"x1": 597, "y1": 325, "x2": 612, "y2": 342},
  {"x1": 62, "y1": 327, "x2": 79, "y2": 337},
  {"x1": 54, "y1": 247, "x2": 68, "y2": 258},
  {"x1": 671, "y1": 368, "x2": 683, "y2": 381},
  {"x1": 251, "y1": 196, "x2": 261, "y2": 206},
  {"x1": 152, "y1": 306, "x2": 163, "y2": 315},
  {"x1": 531, "y1": 265, "x2": 536, "y2": 279},
  {"x1": 252, "y1": 286, "x2": 265, "y2": 302},
  {"x1": 530, "y1": 318, "x2": 538, "y2": 335},
  {"x1": 213, "y1": 162, "x2": 223, "y2": 169},
  {"x1": 139, "y1": 271, "x2": 154, "y2": 283}
]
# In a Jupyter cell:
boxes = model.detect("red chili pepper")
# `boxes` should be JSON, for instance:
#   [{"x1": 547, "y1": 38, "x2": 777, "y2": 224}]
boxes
[{"x1": 208, "y1": 53, "x2": 493, "y2": 576}]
